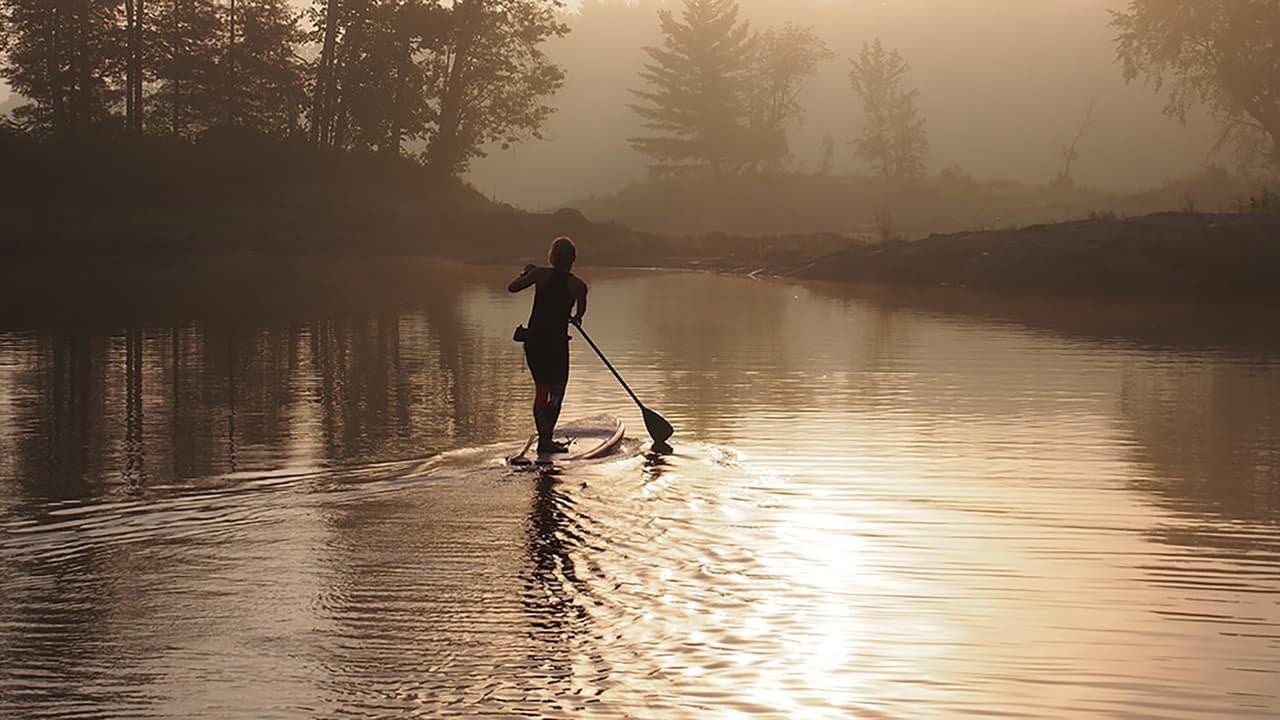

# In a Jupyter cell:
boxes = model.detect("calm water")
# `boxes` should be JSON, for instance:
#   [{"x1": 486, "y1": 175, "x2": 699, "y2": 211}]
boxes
[{"x1": 1, "y1": 260, "x2": 1278, "y2": 719}]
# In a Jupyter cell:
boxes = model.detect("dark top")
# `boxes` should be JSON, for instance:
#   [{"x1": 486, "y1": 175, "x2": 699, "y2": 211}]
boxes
[{"x1": 527, "y1": 270, "x2": 575, "y2": 344}]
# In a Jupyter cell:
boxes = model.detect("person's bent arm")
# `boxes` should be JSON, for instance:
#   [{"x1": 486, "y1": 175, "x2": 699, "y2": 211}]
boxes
[
  {"x1": 508, "y1": 265, "x2": 539, "y2": 293},
  {"x1": 571, "y1": 280, "x2": 588, "y2": 326}
]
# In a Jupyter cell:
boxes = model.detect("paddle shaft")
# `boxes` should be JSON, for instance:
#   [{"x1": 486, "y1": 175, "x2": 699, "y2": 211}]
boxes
[{"x1": 574, "y1": 324, "x2": 646, "y2": 410}]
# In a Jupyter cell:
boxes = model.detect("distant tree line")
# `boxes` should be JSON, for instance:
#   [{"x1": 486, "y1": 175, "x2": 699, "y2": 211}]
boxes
[
  {"x1": 628, "y1": 0, "x2": 1280, "y2": 186},
  {"x1": 628, "y1": 0, "x2": 928, "y2": 183},
  {"x1": 2, "y1": 0, "x2": 1274, "y2": 192},
  {"x1": 0, "y1": 0, "x2": 567, "y2": 177}
]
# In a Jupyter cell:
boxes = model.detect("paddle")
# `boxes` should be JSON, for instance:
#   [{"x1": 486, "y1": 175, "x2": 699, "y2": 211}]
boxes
[{"x1": 573, "y1": 321, "x2": 674, "y2": 451}]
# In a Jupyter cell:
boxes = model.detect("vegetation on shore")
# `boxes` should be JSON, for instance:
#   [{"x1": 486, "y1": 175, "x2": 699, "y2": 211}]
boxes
[
  {"x1": 0, "y1": 0, "x2": 567, "y2": 175},
  {"x1": 3, "y1": 128, "x2": 1278, "y2": 306},
  {"x1": 789, "y1": 211, "x2": 1280, "y2": 301},
  {"x1": 567, "y1": 164, "x2": 1277, "y2": 240},
  {"x1": 0, "y1": 128, "x2": 482, "y2": 254}
]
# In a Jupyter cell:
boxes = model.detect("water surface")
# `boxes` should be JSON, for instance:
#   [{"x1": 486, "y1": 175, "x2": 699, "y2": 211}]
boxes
[{"x1": 1, "y1": 261, "x2": 1277, "y2": 718}]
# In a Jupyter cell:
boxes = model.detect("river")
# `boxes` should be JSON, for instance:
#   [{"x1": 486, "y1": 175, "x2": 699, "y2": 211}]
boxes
[{"x1": 1, "y1": 260, "x2": 1277, "y2": 718}]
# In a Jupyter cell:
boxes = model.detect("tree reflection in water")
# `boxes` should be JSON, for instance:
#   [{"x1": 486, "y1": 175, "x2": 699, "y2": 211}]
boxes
[
  {"x1": 0, "y1": 259, "x2": 531, "y2": 502},
  {"x1": 1122, "y1": 358, "x2": 1280, "y2": 530}
]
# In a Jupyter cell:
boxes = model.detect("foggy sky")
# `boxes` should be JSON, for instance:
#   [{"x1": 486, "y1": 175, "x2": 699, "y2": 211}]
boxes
[{"x1": 469, "y1": 0, "x2": 1220, "y2": 209}]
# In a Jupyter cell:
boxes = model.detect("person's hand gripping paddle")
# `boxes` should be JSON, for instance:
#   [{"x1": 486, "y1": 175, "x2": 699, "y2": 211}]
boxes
[{"x1": 573, "y1": 320, "x2": 674, "y2": 452}]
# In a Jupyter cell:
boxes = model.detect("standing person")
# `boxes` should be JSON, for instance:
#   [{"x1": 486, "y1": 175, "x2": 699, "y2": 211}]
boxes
[{"x1": 509, "y1": 236, "x2": 588, "y2": 454}]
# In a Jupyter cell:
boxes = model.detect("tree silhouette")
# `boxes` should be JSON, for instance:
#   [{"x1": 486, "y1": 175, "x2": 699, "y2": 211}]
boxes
[
  {"x1": 305, "y1": 0, "x2": 561, "y2": 168},
  {"x1": 743, "y1": 22, "x2": 831, "y2": 172},
  {"x1": 308, "y1": 0, "x2": 433, "y2": 153},
  {"x1": 0, "y1": 0, "x2": 122, "y2": 136},
  {"x1": 307, "y1": 0, "x2": 341, "y2": 146},
  {"x1": 628, "y1": 0, "x2": 754, "y2": 178},
  {"x1": 123, "y1": 0, "x2": 145, "y2": 134},
  {"x1": 1053, "y1": 99, "x2": 1095, "y2": 190},
  {"x1": 1112, "y1": 0, "x2": 1280, "y2": 170},
  {"x1": 221, "y1": 0, "x2": 305, "y2": 135},
  {"x1": 423, "y1": 0, "x2": 567, "y2": 176},
  {"x1": 148, "y1": 0, "x2": 225, "y2": 137},
  {"x1": 848, "y1": 39, "x2": 928, "y2": 182},
  {"x1": 1, "y1": 0, "x2": 562, "y2": 175}
]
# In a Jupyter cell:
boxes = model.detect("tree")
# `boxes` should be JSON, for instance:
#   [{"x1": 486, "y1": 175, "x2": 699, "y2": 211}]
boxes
[
  {"x1": 308, "y1": 0, "x2": 556, "y2": 166},
  {"x1": 148, "y1": 0, "x2": 224, "y2": 137},
  {"x1": 308, "y1": 0, "x2": 393, "y2": 151},
  {"x1": 742, "y1": 22, "x2": 832, "y2": 172},
  {"x1": 423, "y1": 0, "x2": 567, "y2": 176},
  {"x1": 1111, "y1": 0, "x2": 1280, "y2": 170},
  {"x1": 0, "y1": 0, "x2": 123, "y2": 136},
  {"x1": 628, "y1": 0, "x2": 754, "y2": 178},
  {"x1": 123, "y1": 0, "x2": 147, "y2": 133},
  {"x1": 307, "y1": 0, "x2": 341, "y2": 146},
  {"x1": 848, "y1": 39, "x2": 928, "y2": 182},
  {"x1": 1053, "y1": 99, "x2": 1095, "y2": 190},
  {"x1": 222, "y1": 0, "x2": 306, "y2": 135},
  {"x1": 322, "y1": 0, "x2": 442, "y2": 155}
]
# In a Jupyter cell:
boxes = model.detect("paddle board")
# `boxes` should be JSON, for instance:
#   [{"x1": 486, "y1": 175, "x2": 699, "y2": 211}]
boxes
[{"x1": 506, "y1": 414, "x2": 625, "y2": 466}]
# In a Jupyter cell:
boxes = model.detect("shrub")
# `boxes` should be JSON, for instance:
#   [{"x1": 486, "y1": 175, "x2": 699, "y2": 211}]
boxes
[
  {"x1": 875, "y1": 207, "x2": 902, "y2": 242},
  {"x1": 1233, "y1": 187, "x2": 1279, "y2": 214}
]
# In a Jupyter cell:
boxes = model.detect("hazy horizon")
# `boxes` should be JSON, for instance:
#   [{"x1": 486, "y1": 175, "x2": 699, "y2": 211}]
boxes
[
  {"x1": 468, "y1": 0, "x2": 1221, "y2": 209},
  {"x1": 1, "y1": 0, "x2": 1226, "y2": 211}
]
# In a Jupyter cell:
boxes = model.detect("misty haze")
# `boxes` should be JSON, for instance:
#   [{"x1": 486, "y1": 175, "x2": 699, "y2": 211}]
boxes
[
  {"x1": 469, "y1": 0, "x2": 1222, "y2": 209},
  {"x1": 1, "y1": 0, "x2": 1278, "y2": 718}
]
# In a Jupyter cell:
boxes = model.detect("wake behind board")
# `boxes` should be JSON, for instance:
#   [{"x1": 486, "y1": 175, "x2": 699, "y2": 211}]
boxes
[{"x1": 506, "y1": 414, "x2": 625, "y2": 466}]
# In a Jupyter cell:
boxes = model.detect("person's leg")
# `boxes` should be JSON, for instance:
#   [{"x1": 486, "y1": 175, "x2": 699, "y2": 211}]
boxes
[
  {"x1": 542, "y1": 384, "x2": 566, "y2": 451},
  {"x1": 533, "y1": 382, "x2": 568, "y2": 453},
  {"x1": 527, "y1": 344, "x2": 549, "y2": 443},
  {"x1": 533, "y1": 382, "x2": 550, "y2": 441},
  {"x1": 539, "y1": 341, "x2": 570, "y2": 452},
  {"x1": 528, "y1": 341, "x2": 570, "y2": 454}
]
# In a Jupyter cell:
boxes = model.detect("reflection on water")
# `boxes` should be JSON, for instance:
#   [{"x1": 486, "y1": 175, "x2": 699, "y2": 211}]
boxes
[{"x1": 0, "y1": 260, "x2": 1277, "y2": 718}]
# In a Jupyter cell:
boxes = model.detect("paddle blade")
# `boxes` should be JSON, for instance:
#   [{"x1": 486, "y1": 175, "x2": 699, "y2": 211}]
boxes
[{"x1": 642, "y1": 406, "x2": 674, "y2": 446}]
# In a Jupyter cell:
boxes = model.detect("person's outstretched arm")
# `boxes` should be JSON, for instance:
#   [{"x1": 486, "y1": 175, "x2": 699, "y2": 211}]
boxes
[{"x1": 508, "y1": 265, "x2": 541, "y2": 293}]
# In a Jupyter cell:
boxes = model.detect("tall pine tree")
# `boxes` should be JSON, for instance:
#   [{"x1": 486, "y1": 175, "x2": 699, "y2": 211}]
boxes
[{"x1": 628, "y1": 0, "x2": 754, "y2": 178}]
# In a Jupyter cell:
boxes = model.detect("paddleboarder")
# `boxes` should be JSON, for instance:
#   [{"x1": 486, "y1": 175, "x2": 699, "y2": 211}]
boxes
[{"x1": 509, "y1": 236, "x2": 588, "y2": 455}]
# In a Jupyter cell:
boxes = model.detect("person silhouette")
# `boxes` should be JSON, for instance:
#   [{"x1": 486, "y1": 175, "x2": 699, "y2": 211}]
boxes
[{"x1": 509, "y1": 236, "x2": 588, "y2": 454}]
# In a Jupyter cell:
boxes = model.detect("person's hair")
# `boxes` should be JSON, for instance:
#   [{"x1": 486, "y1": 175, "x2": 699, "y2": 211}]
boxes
[{"x1": 548, "y1": 236, "x2": 576, "y2": 271}]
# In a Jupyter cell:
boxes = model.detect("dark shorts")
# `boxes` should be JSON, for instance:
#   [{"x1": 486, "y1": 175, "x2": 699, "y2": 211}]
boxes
[{"x1": 524, "y1": 340, "x2": 569, "y2": 386}]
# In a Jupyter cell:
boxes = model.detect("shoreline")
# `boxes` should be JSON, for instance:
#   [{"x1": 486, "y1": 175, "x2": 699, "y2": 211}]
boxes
[
  {"x1": 3, "y1": 235, "x2": 1278, "y2": 353},
  {"x1": 606, "y1": 211, "x2": 1280, "y2": 303},
  {"x1": 4, "y1": 135, "x2": 1276, "y2": 304},
  {"x1": 3, "y1": 210, "x2": 1278, "y2": 305}
]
